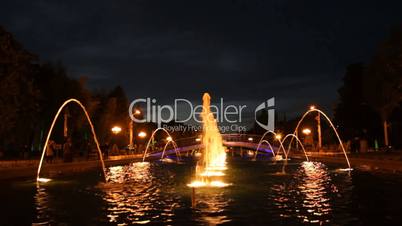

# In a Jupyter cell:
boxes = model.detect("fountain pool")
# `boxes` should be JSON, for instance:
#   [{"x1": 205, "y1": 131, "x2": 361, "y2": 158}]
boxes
[{"x1": 2, "y1": 158, "x2": 402, "y2": 225}]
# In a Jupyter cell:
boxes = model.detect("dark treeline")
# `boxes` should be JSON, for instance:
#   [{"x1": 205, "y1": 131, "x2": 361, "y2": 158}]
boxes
[
  {"x1": 0, "y1": 26, "x2": 130, "y2": 158},
  {"x1": 334, "y1": 26, "x2": 402, "y2": 149},
  {"x1": 252, "y1": 27, "x2": 402, "y2": 150}
]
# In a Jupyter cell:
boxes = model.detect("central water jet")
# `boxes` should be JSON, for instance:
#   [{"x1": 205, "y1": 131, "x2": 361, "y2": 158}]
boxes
[{"x1": 188, "y1": 93, "x2": 228, "y2": 187}]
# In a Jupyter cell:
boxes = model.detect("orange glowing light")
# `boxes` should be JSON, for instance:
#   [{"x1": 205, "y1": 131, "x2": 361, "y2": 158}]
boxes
[
  {"x1": 138, "y1": 131, "x2": 147, "y2": 138},
  {"x1": 302, "y1": 128, "x2": 312, "y2": 135},
  {"x1": 275, "y1": 134, "x2": 282, "y2": 140},
  {"x1": 200, "y1": 171, "x2": 225, "y2": 177},
  {"x1": 134, "y1": 109, "x2": 141, "y2": 115},
  {"x1": 111, "y1": 126, "x2": 122, "y2": 134},
  {"x1": 187, "y1": 180, "x2": 230, "y2": 188},
  {"x1": 37, "y1": 177, "x2": 51, "y2": 183}
]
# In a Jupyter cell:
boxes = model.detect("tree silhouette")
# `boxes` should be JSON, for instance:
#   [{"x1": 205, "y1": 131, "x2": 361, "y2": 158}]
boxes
[
  {"x1": 334, "y1": 63, "x2": 381, "y2": 142},
  {"x1": 0, "y1": 26, "x2": 40, "y2": 152},
  {"x1": 364, "y1": 27, "x2": 402, "y2": 146}
]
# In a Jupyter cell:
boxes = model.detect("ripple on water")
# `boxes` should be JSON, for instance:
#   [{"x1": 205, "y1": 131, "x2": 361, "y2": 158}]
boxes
[{"x1": 96, "y1": 162, "x2": 184, "y2": 224}]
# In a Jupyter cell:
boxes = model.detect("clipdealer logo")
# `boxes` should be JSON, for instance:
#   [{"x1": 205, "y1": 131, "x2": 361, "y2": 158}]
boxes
[
  {"x1": 128, "y1": 97, "x2": 275, "y2": 132},
  {"x1": 254, "y1": 97, "x2": 275, "y2": 131}
]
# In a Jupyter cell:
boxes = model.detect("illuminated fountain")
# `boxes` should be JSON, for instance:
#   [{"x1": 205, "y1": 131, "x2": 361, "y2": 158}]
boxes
[
  {"x1": 290, "y1": 108, "x2": 351, "y2": 169},
  {"x1": 36, "y1": 99, "x2": 106, "y2": 183},
  {"x1": 142, "y1": 128, "x2": 181, "y2": 162},
  {"x1": 160, "y1": 139, "x2": 179, "y2": 163},
  {"x1": 188, "y1": 93, "x2": 228, "y2": 188},
  {"x1": 254, "y1": 139, "x2": 276, "y2": 159},
  {"x1": 254, "y1": 130, "x2": 285, "y2": 161},
  {"x1": 282, "y1": 134, "x2": 309, "y2": 161},
  {"x1": 254, "y1": 131, "x2": 309, "y2": 162}
]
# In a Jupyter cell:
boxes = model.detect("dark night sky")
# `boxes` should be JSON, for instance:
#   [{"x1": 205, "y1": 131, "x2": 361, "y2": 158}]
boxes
[{"x1": 1, "y1": 0, "x2": 402, "y2": 120}]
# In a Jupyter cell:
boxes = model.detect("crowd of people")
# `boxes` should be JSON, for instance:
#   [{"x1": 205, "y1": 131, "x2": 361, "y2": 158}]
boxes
[{"x1": 45, "y1": 138, "x2": 74, "y2": 163}]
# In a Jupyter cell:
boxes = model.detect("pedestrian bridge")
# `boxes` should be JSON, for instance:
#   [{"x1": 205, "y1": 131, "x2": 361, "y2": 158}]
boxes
[{"x1": 146, "y1": 133, "x2": 282, "y2": 158}]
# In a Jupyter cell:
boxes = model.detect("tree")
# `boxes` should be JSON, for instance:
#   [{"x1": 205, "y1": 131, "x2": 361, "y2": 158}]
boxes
[
  {"x1": 91, "y1": 86, "x2": 130, "y2": 146},
  {"x1": 0, "y1": 26, "x2": 40, "y2": 153},
  {"x1": 364, "y1": 27, "x2": 402, "y2": 147},
  {"x1": 334, "y1": 63, "x2": 381, "y2": 142},
  {"x1": 33, "y1": 62, "x2": 90, "y2": 146}
]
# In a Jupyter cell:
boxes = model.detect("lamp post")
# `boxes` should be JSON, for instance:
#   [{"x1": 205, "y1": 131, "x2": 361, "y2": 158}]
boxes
[
  {"x1": 129, "y1": 109, "x2": 141, "y2": 150},
  {"x1": 63, "y1": 108, "x2": 70, "y2": 139},
  {"x1": 110, "y1": 126, "x2": 122, "y2": 155},
  {"x1": 310, "y1": 105, "x2": 322, "y2": 151},
  {"x1": 302, "y1": 128, "x2": 312, "y2": 151}
]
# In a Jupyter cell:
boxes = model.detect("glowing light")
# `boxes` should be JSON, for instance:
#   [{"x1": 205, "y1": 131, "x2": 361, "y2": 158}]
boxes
[
  {"x1": 302, "y1": 128, "x2": 312, "y2": 135},
  {"x1": 195, "y1": 138, "x2": 201, "y2": 142},
  {"x1": 205, "y1": 166, "x2": 227, "y2": 171},
  {"x1": 111, "y1": 126, "x2": 122, "y2": 134},
  {"x1": 37, "y1": 177, "x2": 51, "y2": 183},
  {"x1": 187, "y1": 180, "x2": 230, "y2": 188},
  {"x1": 166, "y1": 136, "x2": 173, "y2": 142},
  {"x1": 310, "y1": 105, "x2": 316, "y2": 110},
  {"x1": 274, "y1": 155, "x2": 283, "y2": 161},
  {"x1": 200, "y1": 171, "x2": 225, "y2": 177},
  {"x1": 138, "y1": 131, "x2": 147, "y2": 138},
  {"x1": 161, "y1": 158, "x2": 174, "y2": 163},
  {"x1": 134, "y1": 109, "x2": 141, "y2": 115},
  {"x1": 187, "y1": 181, "x2": 206, "y2": 187},
  {"x1": 275, "y1": 134, "x2": 282, "y2": 140},
  {"x1": 210, "y1": 181, "x2": 230, "y2": 187},
  {"x1": 248, "y1": 137, "x2": 253, "y2": 141},
  {"x1": 337, "y1": 168, "x2": 353, "y2": 172}
]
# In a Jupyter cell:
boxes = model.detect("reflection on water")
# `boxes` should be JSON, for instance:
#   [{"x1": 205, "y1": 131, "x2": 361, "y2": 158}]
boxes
[
  {"x1": 99, "y1": 162, "x2": 183, "y2": 225},
  {"x1": 34, "y1": 185, "x2": 52, "y2": 225},
  {"x1": 194, "y1": 190, "x2": 231, "y2": 225},
  {"x1": 271, "y1": 161, "x2": 335, "y2": 224},
  {"x1": 298, "y1": 162, "x2": 332, "y2": 224}
]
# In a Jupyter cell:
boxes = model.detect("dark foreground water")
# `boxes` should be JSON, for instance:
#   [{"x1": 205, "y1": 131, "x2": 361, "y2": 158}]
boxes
[{"x1": 1, "y1": 159, "x2": 402, "y2": 225}]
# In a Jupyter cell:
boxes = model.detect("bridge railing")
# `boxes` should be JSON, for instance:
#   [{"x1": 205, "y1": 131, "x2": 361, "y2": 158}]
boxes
[
  {"x1": 142, "y1": 133, "x2": 282, "y2": 156},
  {"x1": 170, "y1": 134, "x2": 266, "y2": 148}
]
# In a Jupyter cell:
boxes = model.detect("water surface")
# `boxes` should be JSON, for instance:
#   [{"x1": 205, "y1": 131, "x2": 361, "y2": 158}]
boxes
[{"x1": 1, "y1": 159, "x2": 402, "y2": 225}]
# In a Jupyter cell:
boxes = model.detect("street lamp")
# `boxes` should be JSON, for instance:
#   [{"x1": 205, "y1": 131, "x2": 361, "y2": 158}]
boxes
[
  {"x1": 302, "y1": 128, "x2": 311, "y2": 135},
  {"x1": 111, "y1": 126, "x2": 122, "y2": 135},
  {"x1": 129, "y1": 109, "x2": 142, "y2": 149},
  {"x1": 138, "y1": 131, "x2": 147, "y2": 138},
  {"x1": 275, "y1": 134, "x2": 282, "y2": 140},
  {"x1": 134, "y1": 109, "x2": 141, "y2": 115}
]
